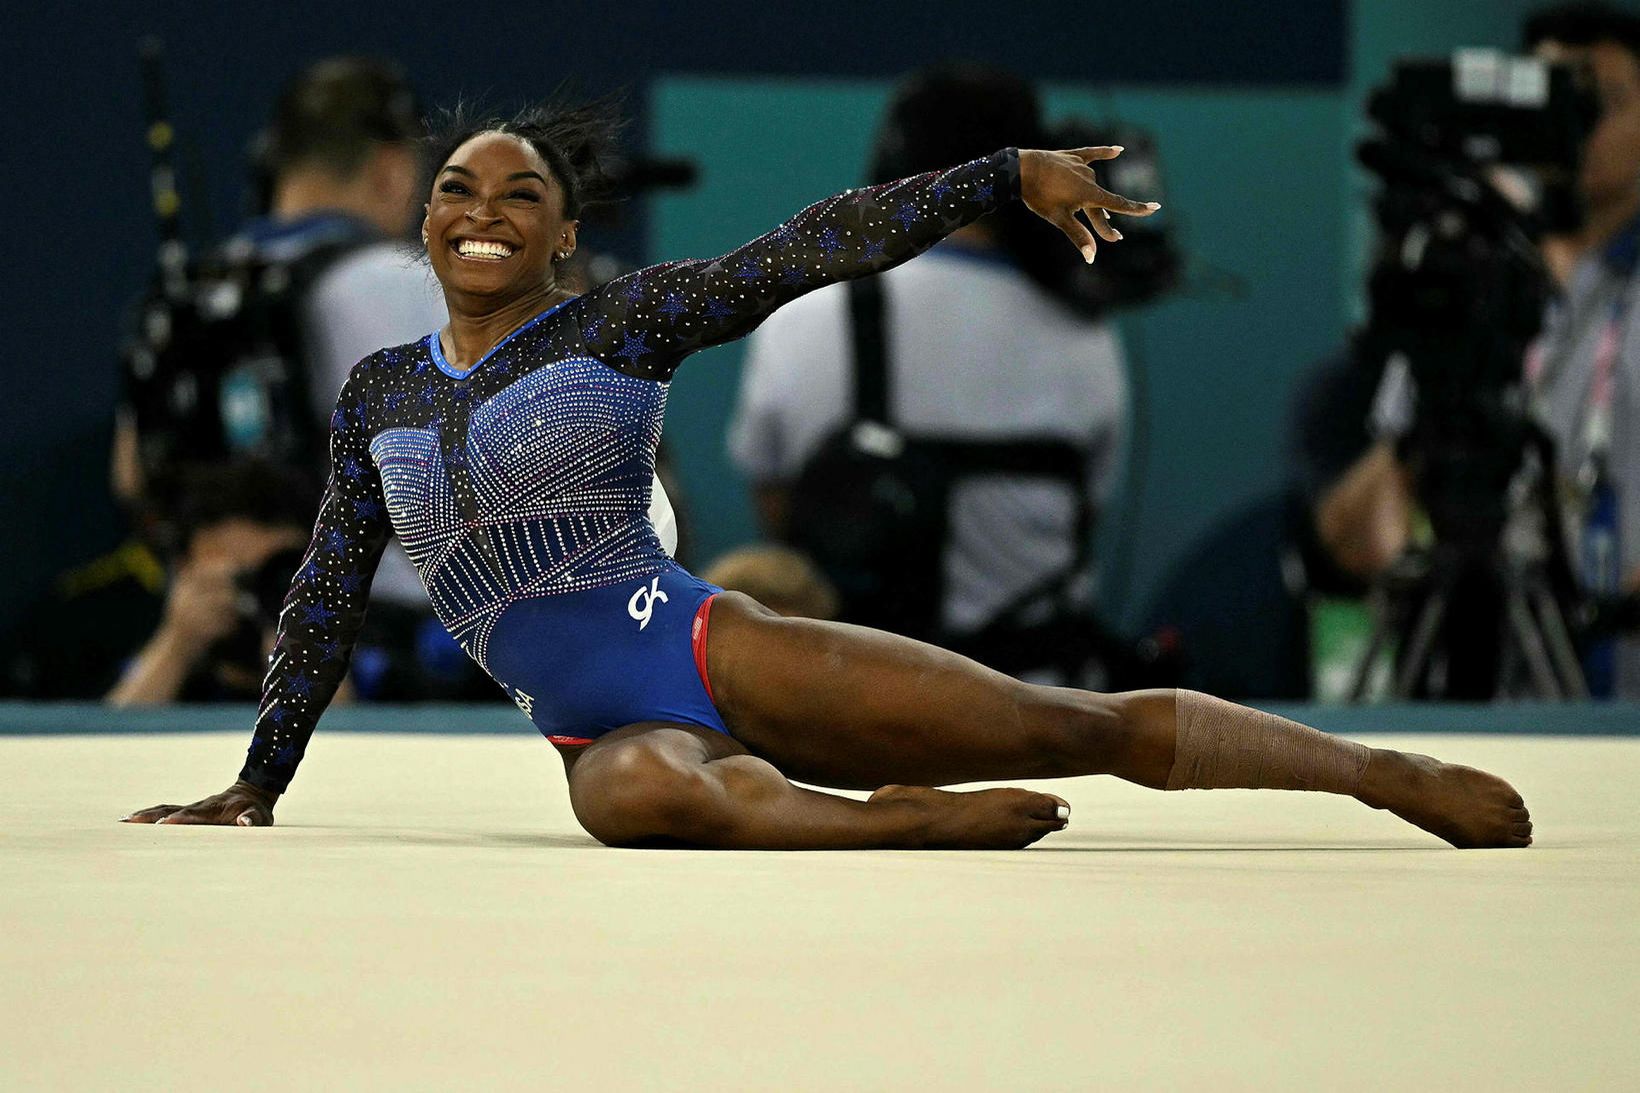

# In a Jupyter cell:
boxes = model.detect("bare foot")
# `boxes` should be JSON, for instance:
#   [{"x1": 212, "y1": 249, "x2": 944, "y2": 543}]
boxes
[
  {"x1": 1357, "y1": 750, "x2": 1533, "y2": 848},
  {"x1": 869, "y1": 784, "x2": 1070, "y2": 849}
]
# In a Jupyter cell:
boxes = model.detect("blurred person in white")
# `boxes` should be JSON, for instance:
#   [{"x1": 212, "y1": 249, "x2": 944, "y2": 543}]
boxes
[
  {"x1": 1316, "y1": 3, "x2": 1640, "y2": 696},
  {"x1": 728, "y1": 65, "x2": 1127, "y2": 683}
]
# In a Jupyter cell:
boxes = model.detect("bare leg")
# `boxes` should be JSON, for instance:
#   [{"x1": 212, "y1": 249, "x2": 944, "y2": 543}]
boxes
[
  {"x1": 703, "y1": 594, "x2": 1531, "y2": 848},
  {"x1": 563, "y1": 723, "x2": 1069, "y2": 850}
]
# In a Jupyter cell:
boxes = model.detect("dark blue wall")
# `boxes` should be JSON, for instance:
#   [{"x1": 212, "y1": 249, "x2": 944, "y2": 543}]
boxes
[{"x1": 1, "y1": 0, "x2": 1342, "y2": 628}]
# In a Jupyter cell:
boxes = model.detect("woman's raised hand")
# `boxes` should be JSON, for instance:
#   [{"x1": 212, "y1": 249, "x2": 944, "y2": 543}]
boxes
[
  {"x1": 121, "y1": 780, "x2": 279, "y2": 826},
  {"x1": 1018, "y1": 147, "x2": 1160, "y2": 264}
]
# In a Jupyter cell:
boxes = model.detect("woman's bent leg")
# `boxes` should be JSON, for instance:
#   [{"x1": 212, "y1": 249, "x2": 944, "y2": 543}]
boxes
[{"x1": 565, "y1": 722, "x2": 1069, "y2": 850}]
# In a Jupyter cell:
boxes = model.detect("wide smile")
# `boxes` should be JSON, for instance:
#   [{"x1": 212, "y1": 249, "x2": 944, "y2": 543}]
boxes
[{"x1": 450, "y1": 237, "x2": 519, "y2": 262}]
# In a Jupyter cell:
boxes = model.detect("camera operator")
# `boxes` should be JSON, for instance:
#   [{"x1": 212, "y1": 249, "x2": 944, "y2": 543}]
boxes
[
  {"x1": 728, "y1": 65, "x2": 1142, "y2": 685},
  {"x1": 114, "y1": 56, "x2": 444, "y2": 610},
  {"x1": 1301, "y1": 2, "x2": 1640, "y2": 697},
  {"x1": 1, "y1": 462, "x2": 313, "y2": 703},
  {"x1": 106, "y1": 462, "x2": 317, "y2": 705}
]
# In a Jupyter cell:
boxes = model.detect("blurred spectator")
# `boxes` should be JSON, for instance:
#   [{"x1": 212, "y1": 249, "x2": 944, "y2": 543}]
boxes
[
  {"x1": 1299, "y1": 2, "x2": 1640, "y2": 695},
  {"x1": 115, "y1": 55, "x2": 444, "y2": 612},
  {"x1": 3, "y1": 462, "x2": 314, "y2": 703},
  {"x1": 702, "y1": 546, "x2": 840, "y2": 619},
  {"x1": 727, "y1": 64, "x2": 1129, "y2": 683}
]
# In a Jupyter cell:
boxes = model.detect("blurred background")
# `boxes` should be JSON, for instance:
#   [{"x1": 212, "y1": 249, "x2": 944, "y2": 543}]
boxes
[{"x1": 5, "y1": 0, "x2": 1638, "y2": 707}]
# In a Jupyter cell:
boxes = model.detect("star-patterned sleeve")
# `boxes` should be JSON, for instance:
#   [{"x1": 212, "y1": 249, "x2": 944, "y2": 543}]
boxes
[
  {"x1": 578, "y1": 148, "x2": 1021, "y2": 379},
  {"x1": 239, "y1": 366, "x2": 391, "y2": 793}
]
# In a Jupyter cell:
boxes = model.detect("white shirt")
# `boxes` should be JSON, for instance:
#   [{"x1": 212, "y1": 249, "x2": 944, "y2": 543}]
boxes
[{"x1": 729, "y1": 245, "x2": 1128, "y2": 632}]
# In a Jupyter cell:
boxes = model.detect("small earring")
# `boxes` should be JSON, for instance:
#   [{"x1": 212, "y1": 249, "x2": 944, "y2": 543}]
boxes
[{"x1": 421, "y1": 232, "x2": 429, "y2": 248}]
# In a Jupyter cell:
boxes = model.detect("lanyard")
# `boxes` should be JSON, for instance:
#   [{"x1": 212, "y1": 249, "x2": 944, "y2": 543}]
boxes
[{"x1": 1526, "y1": 290, "x2": 1632, "y2": 459}]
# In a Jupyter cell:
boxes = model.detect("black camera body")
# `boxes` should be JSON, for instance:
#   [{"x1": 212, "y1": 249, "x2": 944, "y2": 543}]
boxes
[{"x1": 1361, "y1": 53, "x2": 1597, "y2": 551}]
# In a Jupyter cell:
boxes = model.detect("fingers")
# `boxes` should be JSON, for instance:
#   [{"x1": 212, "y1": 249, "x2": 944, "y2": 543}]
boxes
[
  {"x1": 1086, "y1": 183, "x2": 1161, "y2": 218},
  {"x1": 159, "y1": 804, "x2": 250, "y2": 825},
  {"x1": 154, "y1": 806, "x2": 214, "y2": 825},
  {"x1": 1062, "y1": 151, "x2": 1158, "y2": 218},
  {"x1": 1067, "y1": 145, "x2": 1124, "y2": 162},
  {"x1": 122, "y1": 801, "x2": 272, "y2": 826},
  {"x1": 120, "y1": 805, "x2": 183, "y2": 823},
  {"x1": 1084, "y1": 206, "x2": 1123, "y2": 243},
  {"x1": 1052, "y1": 211, "x2": 1098, "y2": 265}
]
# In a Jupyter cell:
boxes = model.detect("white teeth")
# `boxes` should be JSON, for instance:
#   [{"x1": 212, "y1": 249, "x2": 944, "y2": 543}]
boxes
[{"x1": 456, "y1": 239, "x2": 514, "y2": 259}]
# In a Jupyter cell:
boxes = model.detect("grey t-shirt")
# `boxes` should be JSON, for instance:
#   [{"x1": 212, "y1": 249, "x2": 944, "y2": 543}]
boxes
[{"x1": 729, "y1": 245, "x2": 1128, "y2": 634}]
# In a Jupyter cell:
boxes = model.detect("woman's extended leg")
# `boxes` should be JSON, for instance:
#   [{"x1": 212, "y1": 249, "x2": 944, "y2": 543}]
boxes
[
  {"x1": 563, "y1": 723, "x2": 1071, "y2": 850},
  {"x1": 702, "y1": 594, "x2": 1531, "y2": 848}
]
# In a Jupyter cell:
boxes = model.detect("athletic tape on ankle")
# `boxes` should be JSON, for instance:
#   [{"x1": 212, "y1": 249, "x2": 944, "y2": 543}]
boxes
[{"x1": 1165, "y1": 690, "x2": 1370, "y2": 794}]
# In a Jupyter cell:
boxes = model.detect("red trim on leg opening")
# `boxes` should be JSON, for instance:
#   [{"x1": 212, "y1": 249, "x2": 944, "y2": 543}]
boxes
[{"x1": 691, "y1": 593, "x2": 718, "y2": 703}]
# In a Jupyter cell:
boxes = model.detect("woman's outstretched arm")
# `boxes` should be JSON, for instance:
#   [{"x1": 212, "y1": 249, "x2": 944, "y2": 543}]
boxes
[
  {"x1": 122, "y1": 362, "x2": 394, "y2": 824},
  {"x1": 576, "y1": 147, "x2": 1157, "y2": 380}
]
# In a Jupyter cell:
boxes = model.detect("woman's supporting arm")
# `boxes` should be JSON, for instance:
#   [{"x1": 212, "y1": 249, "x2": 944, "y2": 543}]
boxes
[{"x1": 237, "y1": 364, "x2": 393, "y2": 795}]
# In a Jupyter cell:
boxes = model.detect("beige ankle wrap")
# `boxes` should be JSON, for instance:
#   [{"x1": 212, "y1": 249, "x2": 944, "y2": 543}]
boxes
[{"x1": 1165, "y1": 690, "x2": 1371, "y2": 795}]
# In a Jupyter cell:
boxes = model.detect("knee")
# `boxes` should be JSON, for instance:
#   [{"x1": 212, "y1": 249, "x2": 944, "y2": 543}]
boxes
[
  {"x1": 1019, "y1": 687, "x2": 1123, "y2": 776},
  {"x1": 1024, "y1": 687, "x2": 1173, "y2": 780},
  {"x1": 569, "y1": 739, "x2": 715, "y2": 847}
]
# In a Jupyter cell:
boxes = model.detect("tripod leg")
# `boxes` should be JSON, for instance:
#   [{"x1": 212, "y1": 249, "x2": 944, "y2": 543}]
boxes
[
  {"x1": 1347, "y1": 590, "x2": 1395, "y2": 703},
  {"x1": 1394, "y1": 586, "x2": 1448, "y2": 699},
  {"x1": 1506, "y1": 587, "x2": 1564, "y2": 700},
  {"x1": 1528, "y1": 581, "x2": 1589, "y2": 700}
]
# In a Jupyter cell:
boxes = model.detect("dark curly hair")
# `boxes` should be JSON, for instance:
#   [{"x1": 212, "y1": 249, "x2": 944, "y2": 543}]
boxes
[
  {"x1": 264, "y1": 57, "x2": 423, "y2": 180},
  {"x1": 422, "y1": 94, "x2": 626, "y2": 220},
  {"x1": 1525, "y1": 2, "x2": 1640, "y2": 61}
]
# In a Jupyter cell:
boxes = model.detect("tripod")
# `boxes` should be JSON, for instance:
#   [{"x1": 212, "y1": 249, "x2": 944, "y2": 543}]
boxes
[
  {"x1": 1348, "y1": 542, "x2": 1587, "y2": 701},
  {"x1": 1348, "y1": 446, "x2": 1588, "y2": 702}
]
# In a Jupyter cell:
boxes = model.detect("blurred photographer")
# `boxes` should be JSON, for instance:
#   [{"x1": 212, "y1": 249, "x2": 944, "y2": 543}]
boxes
[
  {"x1": 116, "y1": 55, "x2": 442, "y2": 608},
  {"x1": 1300, "y1": 2, "x2": 1640, "y2": 697},
  {"x1": 106, "y1": 462, "x2": 315, "y2": 705},
  {"x1": 729, "y1": 65, "x2": 1175, "y2": 685},
  {"x1": 2, "y1": 462, "x2": 313, "y2": 703}
]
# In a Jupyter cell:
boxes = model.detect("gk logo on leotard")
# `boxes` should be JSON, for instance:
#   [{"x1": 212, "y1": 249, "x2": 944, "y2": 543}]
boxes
[
  {"x1": 513, "y1": 688, "x2": 535, "y2": 717},
  {"x1": 628, "y1": 576, "x2": 669, "y2": 631}
]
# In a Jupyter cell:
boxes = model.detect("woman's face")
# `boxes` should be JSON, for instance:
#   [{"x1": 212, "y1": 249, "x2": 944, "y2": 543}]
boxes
[{"x1": 423, "y1": 131, "x2": 578, "y2": 302}]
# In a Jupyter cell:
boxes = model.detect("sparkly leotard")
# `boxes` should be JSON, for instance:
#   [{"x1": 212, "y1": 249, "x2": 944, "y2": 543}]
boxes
[{"x1": 240, "y1": 149, "x2": 1021, "y2": 793}]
